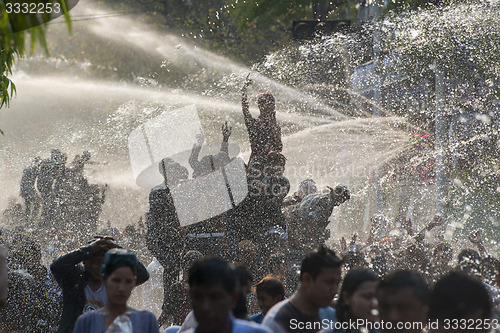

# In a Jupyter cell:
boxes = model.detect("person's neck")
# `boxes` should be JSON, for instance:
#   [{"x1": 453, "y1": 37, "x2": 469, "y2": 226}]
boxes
[
  {"x1": 198, "y1": 316, "x2": 232, "y2": 333},
  {"x1": 290, "y1": 288, "x2": 320, "y2": 316},
  {"x1": 86, "y1": 278, "x2": 102, "y2": 292}
]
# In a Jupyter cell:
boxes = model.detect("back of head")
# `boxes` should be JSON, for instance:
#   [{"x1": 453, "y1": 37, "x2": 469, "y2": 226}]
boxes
[
  {"x1": 300, "y1": 245, "x2": 342, "y2": 280},
  {"x1": 266, "y1": 151, "x2": 286, "y2": 167},
  {"x1": 188, "y1": 257, "x2": 236, "y2": 294},
  {"x1": 257, "y1": 93, "x2": 275, "y2": 109},
  {"x1": 158, "y1": 158, "x2": 189, "y2": 184},
  {"x1": 457, "y1": 248, "x2": 481, "y2": 276},
  {"x1": 182, "y1": 250, "x2": 203, "y2": 271},
  {"x1": 255, "y1": 276, "x2": 286, "y2": 299},
  {"x1": 457, "y1": 248, "x2": 480, "y2": 264},
  {"x1": 429, "y1": 271, "x2": 491, "y2": 322},
  {"x1": 297, "y1": 179, "x2": 317, "y2": 198},
  {"x1": 378, "y1": 270, "x2": 430, "y2": 307},
  {"x1": 101, "y1": 248, "x2": 138, "y2": 279}
]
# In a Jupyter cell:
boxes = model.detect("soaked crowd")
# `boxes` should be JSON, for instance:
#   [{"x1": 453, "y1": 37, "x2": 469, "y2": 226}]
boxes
[{"x1": 0, "y1": 76, "x2": 499, "y2": 333}]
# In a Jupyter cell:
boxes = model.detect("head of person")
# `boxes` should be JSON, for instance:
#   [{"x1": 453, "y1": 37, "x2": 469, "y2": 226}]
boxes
[
  {"x1": 32, "y1": 156, "x2": 42, "y2": 167},
  {"x1": 336, "y1": 268, "x2": 379, "y2": 323},
  {"x1": 237, "y1": 240, "x2": 258, "y2": 267},
  {"x1": 83, "y1": 236, "x2": 116, "y2": 281},
  {"x1": 84, "y1": 247, "x2": 109, "y2": 282},
  {"x1": 456, "y1": 249, "x2": 482, "y2": 278},
  {"x1": 188, "y1": 257, "x2": 238, "y2": 332},
  {"x1": 299, "y1": 245, "x2": 343, "y2": 309},
  {"x1": 182, "y1": 250, "x2": 203, "y2": 274},
  {"x1": 193, "y1": 155, "x2": 215, "y2": 178},
  {"x1": 432, "y1": 242, "x2": 453, "y2": 269},
  {"x1": 479, "y1": 255, "x2": 499, "y2": 285},
  {"x1": 297, "y1": 179, "x2": 317, "y2": 199},
  {"x1": 329, "y1": 185, "x2": 350, "y2": 206},
  {"x1": 377, "y1": 270, "x2": 429, "y2": 333},
  {"x1": 269, "y1": 252, "x2": 287, "y2": 279},
  {"x1": 265, "y1": 151, "x2": 286, "y2": 176},
  {"x1": 428, "y1": 272, "x2": 491, "y2": 333},
  {"x1": 158, "y1": 158, "x2": 189, "y2": 185},
  {"x1": 257, "y1": 93, "x2": 275, "y2": 117},
  {"x1": 82, "y1": 150, "x2": 91, "y2": 161},
  {"x1": 101, "y1": 248, "x2": 138, "y2": 307},
  {"x1": 254, "y1": 276, "x2": 285, "y2": 316}
]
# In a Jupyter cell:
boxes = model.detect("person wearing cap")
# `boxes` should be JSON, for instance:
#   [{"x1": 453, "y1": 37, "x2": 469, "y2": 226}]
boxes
[
  {"x1": 73, "y1": 248, "x2": 159, "y2": 333},
  {"x1": 241, "y1": 73, "x2": 282, "y2": 164},
  {"x1": 50, "y1": 237, "x2": 149, "y2": 333}
]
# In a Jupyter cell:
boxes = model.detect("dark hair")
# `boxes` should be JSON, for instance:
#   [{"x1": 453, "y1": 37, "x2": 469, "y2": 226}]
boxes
[
  {"x1": 269, "y1": 253, "x2": 286, "y2": 272},
  {"x1": 188, "y1": 257, "x2": 236, "y2": 294},
  {"x1": 456, "y1": 249, "x2": 481, "y2": 275},
  {"x1": 336, "y1": 268, "x2": 379, "y2": 322},
  {"x1": 480, "y1": 256, "x2": 500, "y2": 285},
  {"x1": 101, "y1": 248, "x2": 138, "y2": 279},
  {"x1": 266, "y1": 151, "x2": 286, "y2": 167},
  {"x1": 254, "y1": 276, "x2": 285, "y2": 299},
  {"x1": 457, "y1": 248, "x2": 480, "y2": 264},
  {"x1": 378, "y1": 270, "x2": 430, "y2": 306},
  {"x1": 300, "y1": 245, "x2": 343, "y2": 280},
  {"x1": 429, "y1": 272, "x2": 491, "y2": 321},
  {"x1": 235, "y1": 265, "x2": 253, "y2": 289}
]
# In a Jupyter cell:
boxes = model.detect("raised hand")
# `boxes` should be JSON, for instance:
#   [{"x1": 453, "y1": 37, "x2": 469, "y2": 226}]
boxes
[
  {"x1": 222, "y1": 121, "x2": 232, "y2": 141},
  {"x1": 426, "y1": 215, "x2": 443, "y2": 231},
  {"x1": 195, "y1": 133, "x2": 204, "y2": 146},
  {"x1": 243, "y1": 72, "x2": 253, "y2": 90}
]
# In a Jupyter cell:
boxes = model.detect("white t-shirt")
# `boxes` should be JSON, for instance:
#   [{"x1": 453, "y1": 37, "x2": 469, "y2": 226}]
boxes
[{"x1": 83, "y1": 284, "x2": 107, "y2": 312}]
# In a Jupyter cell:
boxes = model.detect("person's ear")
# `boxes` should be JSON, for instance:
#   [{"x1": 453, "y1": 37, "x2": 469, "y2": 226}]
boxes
[
  {"x1": 342, "y1": 291, "x2": 351, "y2": 306},
  {"x1": 301, "y1": 272, "x2": 313, "y2": 287}
]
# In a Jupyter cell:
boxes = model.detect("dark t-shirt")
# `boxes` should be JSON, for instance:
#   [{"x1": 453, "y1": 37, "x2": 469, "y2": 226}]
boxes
[{"x1": 264, "y1": 299, "x2": 322, "y2": 333}]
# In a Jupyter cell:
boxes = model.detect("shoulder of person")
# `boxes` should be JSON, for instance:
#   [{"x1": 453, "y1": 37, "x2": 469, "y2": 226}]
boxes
[
  {"x1": 131, "y1": 309, "x2": 159, "y2": 322},
  {"x1": 76, "y1": 308, "x2": 104, "y2": 323},
  {"x1": 262, "y1": 299, "x2": 289, "y2": 323}
]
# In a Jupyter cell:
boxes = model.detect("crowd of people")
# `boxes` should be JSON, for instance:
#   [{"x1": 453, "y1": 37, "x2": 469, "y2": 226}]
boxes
[
  {"x1": 0, "y1": 74, "x2": 499, "y2": 333},
  {"x1": 18, "y1": 148, "x2": 106, "y2": 234}
]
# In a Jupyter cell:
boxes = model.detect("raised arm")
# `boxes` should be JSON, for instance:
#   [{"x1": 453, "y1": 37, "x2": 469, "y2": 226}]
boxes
[
  {"x1": 220, "y1": 121, "x2": 232, "y2": 154},
  {"x1": 468, "y1": 229, "x2": 488, "y2": 257},
  {"x1": 242, "y1": 73, "x2": 254, "y2": 128},
  {"x1": 413, "y1": 215, "x2": 443, "y2": 243},
  {"x1": 189, "y1": 133, "x2": 204, "y2": 171}
]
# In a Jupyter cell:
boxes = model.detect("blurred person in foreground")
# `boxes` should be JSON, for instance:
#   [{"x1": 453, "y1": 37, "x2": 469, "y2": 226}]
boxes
[
  {"x1": 262, "y1": 245, "x2": 342, "y2": 333},
  {"x1": 51, "y1": 237, "x2": 149, "y2": 333},
  {"x1": 73, "y1": 248, "x2": 159, "y2": 332},
  {"x1": 377, "y1": 270, "x2": 429, "y2": 333},
  {"x1": 184, "y1": 256, "x2": 271, "y2": 333}
]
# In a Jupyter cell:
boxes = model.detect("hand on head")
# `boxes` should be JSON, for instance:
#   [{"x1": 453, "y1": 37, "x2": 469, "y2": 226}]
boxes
[{"x1": 90, "y1": 237, "x2": 116, "y2": 255}]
